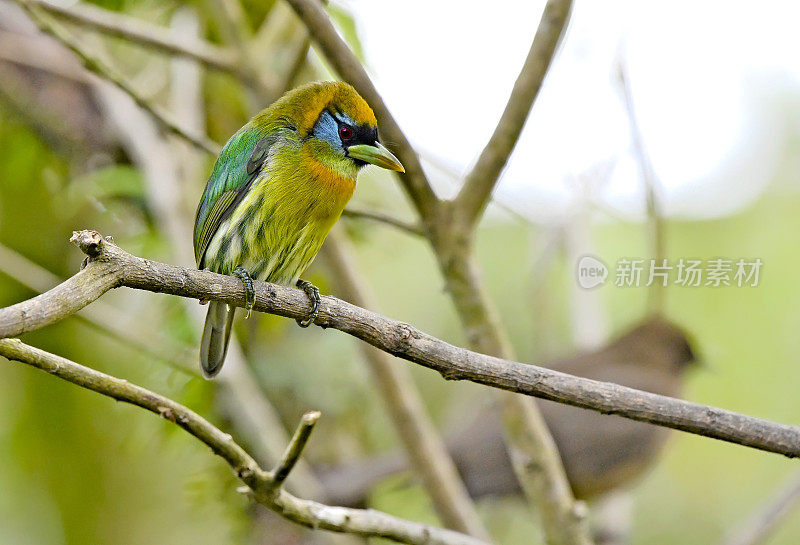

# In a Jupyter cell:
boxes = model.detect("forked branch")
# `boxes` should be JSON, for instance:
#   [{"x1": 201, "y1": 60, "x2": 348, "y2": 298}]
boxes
[{"x1": 0, "y1": 338, "x2": 487, "y2": 545}]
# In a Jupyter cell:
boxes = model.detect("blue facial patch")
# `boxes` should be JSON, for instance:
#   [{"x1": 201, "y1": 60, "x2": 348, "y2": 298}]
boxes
[{"x1": 312, "y1": 111, "x2": 345, "y2": 152}]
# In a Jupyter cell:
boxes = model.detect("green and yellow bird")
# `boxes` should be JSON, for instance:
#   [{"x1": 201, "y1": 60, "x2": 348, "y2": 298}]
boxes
[{"x1": 193, "y1": 81, "x2": 404, "y2": 377}]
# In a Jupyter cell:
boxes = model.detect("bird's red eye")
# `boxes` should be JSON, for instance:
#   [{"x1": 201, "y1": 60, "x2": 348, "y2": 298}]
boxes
[{"x1": 339, "y1": 125, "x2": 353, "y2": 140}]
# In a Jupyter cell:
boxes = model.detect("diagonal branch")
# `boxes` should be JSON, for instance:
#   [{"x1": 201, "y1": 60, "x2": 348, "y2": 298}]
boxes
[
  {"x1": 341, "y1": 208, "x2": 424, "y2": 237},
  {"x1": 20, "y1": 0, "x2": 255, "y2": 81},
  {"x1": 0, "y1": 236, "x2": 326, "y2": 497},
  {"x1": 616, "y1": 60, "x2": 665, "y2": 313},
  {"x1": 322, "y1": 231, "x2": 491, "y2": 540},
  {"x1": 272, "y1": 411, "x2": 321, "y2": 486},
  {"x1": 284, "y1": 0, "x2": 440, "y2": 223},
  {"x1": 13, "y1": 0, "x2": 220, "y2": 155},
  {"x1": 2, "y1": 230, "x2": 800, "y2": 459},
  {"x1": 720, "y1": 471, "x2": 800, "y2": 545},
  {"x1": 452, "y1": 0, "x2": 572, "y2": 229},
  {"x1": 408, "y1": 2, "x2": 581, "y2": 539},
  {"x1": 0, "y1": 339, "x2": 487, "y2": 545}
]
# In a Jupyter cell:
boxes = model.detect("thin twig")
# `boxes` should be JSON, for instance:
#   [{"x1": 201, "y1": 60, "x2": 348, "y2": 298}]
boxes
[
  {"x1": 203, "y1": 0, "x2": 274, "y2": 101},
  {"x1": 616, "y1": 60, "x2": 665, "y2": 313},
  {"x1": 453, "y1": 0, "x2": 572, "y2": 228},
  {"x1": 205, "y1": 0, "x2": 251, "y2": 55},
  {"x1": 341, "y1": 208, "x2": 424, "y2": 237},
  {"x1": 13, "y1": 0, "x2": 220, "y2": 155},
  {"x1": 721, "y1": 471, "x2": 800, "y2": 545},
  {"x1": 276, "y1": 35, "x2": 311, "y2": 98},
  {"x1": 3, "y1": 230, "x2": 800, "y2": 459},
  {"x1": 0, "y1": 339, "x2": 487, "y2": 545},
  {"x1": 21, "y1": 0, "x2": 256, "y2": 81},
  {"x1": 273, "y1": 411, "x2": 321, "y2": 486}
]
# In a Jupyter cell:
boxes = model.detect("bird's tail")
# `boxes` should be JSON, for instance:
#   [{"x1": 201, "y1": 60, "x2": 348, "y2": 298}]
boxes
[{"x1": 200, "y1": 301, "x2": 236, "y2": 378}]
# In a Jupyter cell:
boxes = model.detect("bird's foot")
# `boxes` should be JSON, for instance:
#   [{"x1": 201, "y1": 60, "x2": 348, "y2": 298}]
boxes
[
  {"x1": 233, "y1": 266, "x2": 255, "y2": 318},
  {"x1": 295, "y1": 279, "x2": 320, "y2": 328}
]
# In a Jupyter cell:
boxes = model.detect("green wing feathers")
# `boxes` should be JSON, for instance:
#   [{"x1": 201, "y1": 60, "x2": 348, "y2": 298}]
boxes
[{"x1": 193, "y1": 125, "x2": 274, "y2": 267}]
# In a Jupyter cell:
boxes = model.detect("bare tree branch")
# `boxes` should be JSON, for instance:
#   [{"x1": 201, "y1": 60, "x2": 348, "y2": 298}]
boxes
[
  {"x1": 273, "y1": 411, "x2": 321, "y2": 486},
  {"x1": 2, "y1": 230, "x2": 800, "y2": 460},
  {"x1": 323, "y1": 231, "x2": 491, "y2": 540},
  {"x1": 0, "y1": 228, "x2": 330, "y2": 505},
  {"x1": 452, "y1": 0, "x2": 572, "y2": 228},
  {"x1": 284, "y1": 0, "x2": 440, "y2": 223},
  {"x1": 0, "y1": 338, "x2": 488, "y2": 545},
  {"x1": 18, "y1": 0, "x2": 260, "y2": 83},
  {"x1": 13, "y1": 0, "x2": 220, "y2": 155},
  {"x1": 501, "y1": 393, "x2": 591, "y2": 545},
  {"x1": 341, "y1": 208, "x2": 424, "y2": 237},
  {"x1": 0, "y1": 241, "x2": 197, "y2": 375},
  {"x1": 429, "y1": 220, "x2": 591, "y2": 544}
]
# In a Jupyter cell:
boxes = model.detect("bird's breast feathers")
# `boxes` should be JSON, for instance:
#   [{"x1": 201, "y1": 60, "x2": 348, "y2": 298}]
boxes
[{"x1": 203, "y1": 139, "x2": 356, "y2": 285}]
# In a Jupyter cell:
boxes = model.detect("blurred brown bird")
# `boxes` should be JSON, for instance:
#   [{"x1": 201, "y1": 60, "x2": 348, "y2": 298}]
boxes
[{"x1": 319, "y1": 317, "x2": 697, "y2": 505}]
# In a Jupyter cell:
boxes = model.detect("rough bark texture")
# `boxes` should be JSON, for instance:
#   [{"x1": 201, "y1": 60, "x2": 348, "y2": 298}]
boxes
[{"x1": 3, "y1": 231, "x2": 800, "y2": 460}]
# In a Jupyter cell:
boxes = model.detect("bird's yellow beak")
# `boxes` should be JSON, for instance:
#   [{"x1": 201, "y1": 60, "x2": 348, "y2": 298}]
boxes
[{"x1": 347, "y1": 142, "x2": 405, "y2": 173}]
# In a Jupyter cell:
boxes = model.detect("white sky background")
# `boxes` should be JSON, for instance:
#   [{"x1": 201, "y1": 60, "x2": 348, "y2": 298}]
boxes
[{"x1": 340, "y1": 0, "x2": 800, "y2": 223}]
